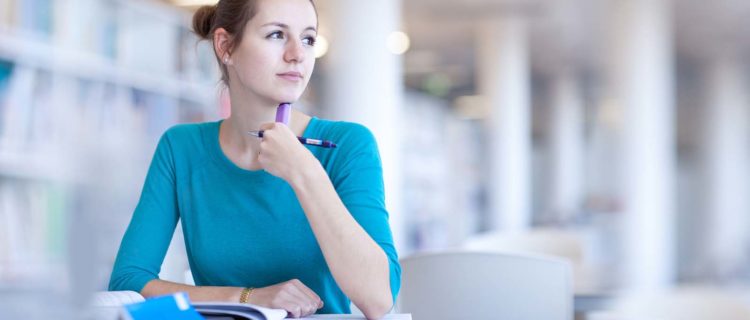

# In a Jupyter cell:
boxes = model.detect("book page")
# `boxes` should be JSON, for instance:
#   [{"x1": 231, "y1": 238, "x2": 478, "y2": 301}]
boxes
[
  {"x1": 300, "y1": 315, "x2": 412, "y2": 320},
  {"x1": 193, "y1": 302, "x2": 288, "y2": 320},
  {"x1": 90, "y1": 291, "x2": 145, "y2": 307}
]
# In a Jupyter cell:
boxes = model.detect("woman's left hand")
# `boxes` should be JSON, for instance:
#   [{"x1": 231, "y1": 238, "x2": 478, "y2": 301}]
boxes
[{"x1": 256, "y1": 122, "x2": 320, "y2": 183}]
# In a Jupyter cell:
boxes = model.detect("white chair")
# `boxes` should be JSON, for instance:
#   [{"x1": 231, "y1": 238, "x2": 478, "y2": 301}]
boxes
[
  {"x1": 397, "y1": 251, "x2": 573, "y2": 320},
  {"x1": 464, "y1": 228, "x2": 584, "y2": 261},
  {"x1": 587, "y1": 286, "x2": 750, "y2": 320},
  {"x1": 464, "y1": 228, "x2": 601, "y2": 293}
]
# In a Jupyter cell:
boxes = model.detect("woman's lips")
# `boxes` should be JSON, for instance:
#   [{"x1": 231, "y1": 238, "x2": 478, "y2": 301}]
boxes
[{"x1": 277, "y1": 72, "x2": 303, "y2": 82}]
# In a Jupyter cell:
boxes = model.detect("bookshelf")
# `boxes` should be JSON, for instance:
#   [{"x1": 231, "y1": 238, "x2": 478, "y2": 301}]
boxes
[
  {"x1": 0, "y1": 0, "x2": 220, "y2": 306},
  {"x1": 401, "y1": 92, "x2": 483, "y2": 251}
]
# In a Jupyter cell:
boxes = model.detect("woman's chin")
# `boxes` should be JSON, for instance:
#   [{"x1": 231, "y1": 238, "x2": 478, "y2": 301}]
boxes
[{"x1": 270, "y1": 92, "x2": 303, "y2": 104}]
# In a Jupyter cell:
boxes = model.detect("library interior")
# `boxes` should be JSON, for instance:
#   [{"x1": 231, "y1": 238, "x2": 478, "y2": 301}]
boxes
[{"x1": 1, "y1": 0, "x2": 750, "y2": 319}]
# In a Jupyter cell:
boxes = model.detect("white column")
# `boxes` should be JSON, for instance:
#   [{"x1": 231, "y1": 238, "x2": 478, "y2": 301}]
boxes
[
  {"x1": 608, "y1": 0, "x2": 676, "y2": 289},
  {"x1": 548, "y1": 69, "x2": 584, "y2": 222},
  {"x1": 322, "y1": 0, "x2": 406, "y2": 252},
  {"x1": 701, "y1": 53, "x2": 750, "y2": 277},
  {"x1": 477, "y1": 17, "x2": 532, "y2": 231}
]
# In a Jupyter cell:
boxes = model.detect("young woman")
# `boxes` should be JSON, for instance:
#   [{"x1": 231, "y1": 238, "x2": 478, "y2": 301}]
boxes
[{"x1": 108, "y1": 0, "x2": 400, "y2": 318}]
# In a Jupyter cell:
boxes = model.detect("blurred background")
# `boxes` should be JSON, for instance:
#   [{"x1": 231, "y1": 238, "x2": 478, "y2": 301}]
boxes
[{"x1": 1, "y1": 0, "x2": 749, "y2": 318}]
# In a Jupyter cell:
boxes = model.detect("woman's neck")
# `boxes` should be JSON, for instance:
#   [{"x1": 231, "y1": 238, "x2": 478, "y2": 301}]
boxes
[{"x1": 220, "y1": 87, "x2": 311, "y2": 155}]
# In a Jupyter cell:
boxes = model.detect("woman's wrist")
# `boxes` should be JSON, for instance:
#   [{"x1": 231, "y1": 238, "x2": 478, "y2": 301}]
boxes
[
  {"x1": 239, "y1": 287, "x2": 254, "y2": 303},
  {"x1": 288, "y1": 157, "x2": 326, "y2": 190},
  {"x1": 227, "y1": 287, "x2": 246, "y2": 303}
]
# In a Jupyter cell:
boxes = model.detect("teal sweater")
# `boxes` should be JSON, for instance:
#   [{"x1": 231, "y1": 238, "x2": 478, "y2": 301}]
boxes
[{"x1": 109, "y1": 118, "x2": 401, "y2": 314}]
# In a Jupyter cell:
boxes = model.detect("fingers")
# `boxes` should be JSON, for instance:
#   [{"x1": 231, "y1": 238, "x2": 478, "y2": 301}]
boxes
[
  {"x1": 281, "y1": 301, "x2": 303, "y2": 318},
  {"x1": 258, "y1": 122, "x2": 276, "y2": 131},
  {"x1": 268, "y1": 279, "x2": 322, "y2": 318},
  {"x1": 278, "y1": 297, "x2": 311, "y2": 318},
  {"x1": 290, "y1": 279, "x2": 324, "y2": 309},
  {"x1": 289, "y1": 279, "x2": 324, "y2": 313},
  {"x1": 254, "y1": 123, "x2": 310, "y2": 180},
  {"x1": 283, "y1": 280, "x2": 321, "y2": 317},
  {"x1": 256, "y1": 123, "x2": 288, "y2": 153},
  {"x1": 257, "y1": 122, "x2": 287, "y2": 137}
]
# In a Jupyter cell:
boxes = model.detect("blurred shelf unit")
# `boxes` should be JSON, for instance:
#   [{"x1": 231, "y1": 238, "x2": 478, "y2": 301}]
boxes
[
  {"x1": 0, "y1": 178, "x2": 68, "y2": 286},
  {"x1": 402, "y1": 92, "x2": 483, "y2": 251},
  {"x1": 0, "y1": 0, "x2": 220, "y2": 285},
  {"x1": 0, "y1": 0, "x2": 221, "y2": 181}
]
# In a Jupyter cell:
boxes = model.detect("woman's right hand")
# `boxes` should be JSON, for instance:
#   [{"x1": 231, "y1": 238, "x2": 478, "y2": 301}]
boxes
[{"x1": 245, "y1": 279, "x2": 324, "y2": 318}]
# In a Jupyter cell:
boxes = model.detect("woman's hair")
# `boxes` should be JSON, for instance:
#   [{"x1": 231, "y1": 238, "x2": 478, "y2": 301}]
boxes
[{"x1": 192, "y1": 0, "x2": 317, "y2": 85}]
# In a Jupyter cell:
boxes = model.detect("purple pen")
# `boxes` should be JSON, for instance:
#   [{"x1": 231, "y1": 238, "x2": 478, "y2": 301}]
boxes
[
  {"x1": 248, "y1": 130, "x2": 337, "y2": 149},
  {"x1": 276, "y1": 103, "x2": 291, "y2": 124}
]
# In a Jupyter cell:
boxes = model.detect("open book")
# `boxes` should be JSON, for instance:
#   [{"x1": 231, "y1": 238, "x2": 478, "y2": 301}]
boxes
[
  {"x1": 90, "y1": 292, "x2": 285, "y2": 320},
  {"x1": 92, "y1": 292, "x2": 411, "y2": 319},
  {"x1": 193, "y1": 302, "x2": 288, "y2": 320},
  {"x1": 193, "y1": 303, "x2": 414, "y2": 320}
]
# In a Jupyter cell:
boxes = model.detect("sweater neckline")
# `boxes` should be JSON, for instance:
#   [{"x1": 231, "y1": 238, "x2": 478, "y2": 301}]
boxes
[{"x1": 208, "y1": 117, "x2": 318, "y2": 179}]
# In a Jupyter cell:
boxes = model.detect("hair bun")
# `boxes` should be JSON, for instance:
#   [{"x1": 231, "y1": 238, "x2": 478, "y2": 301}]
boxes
[{"x1": 192, "y1": 5, "x2": 217, "y2": 39}]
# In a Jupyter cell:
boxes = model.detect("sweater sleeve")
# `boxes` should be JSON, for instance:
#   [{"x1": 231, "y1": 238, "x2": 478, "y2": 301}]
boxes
[
  {"x1": 109, "y1": 131, "x2": 180, "y2": 293},
  {"x1": 329, "y1": 123, "x2": 401, "y2": 304}
]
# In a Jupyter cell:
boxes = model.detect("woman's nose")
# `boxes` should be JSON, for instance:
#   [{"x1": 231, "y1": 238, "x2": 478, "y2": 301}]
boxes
[{"x1": 284, "y1": 40, "x2": 305, "y2": 63}]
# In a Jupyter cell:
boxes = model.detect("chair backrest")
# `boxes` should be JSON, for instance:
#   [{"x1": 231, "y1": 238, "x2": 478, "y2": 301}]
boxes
[
  {"x1": 397, "y1": 251, "x2": 573, "y2": 320},
  {"x1": 463, "y1": 228, "x2": 584, "y2": 263},
  {"x1": 463, "y1": 229, "x2": 602, "y2": 293}
]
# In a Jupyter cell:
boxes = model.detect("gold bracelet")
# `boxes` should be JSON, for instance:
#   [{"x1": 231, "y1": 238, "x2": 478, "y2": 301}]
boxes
[{"x1": 239, "y1": 287, "x2": 254, "y2": 304}]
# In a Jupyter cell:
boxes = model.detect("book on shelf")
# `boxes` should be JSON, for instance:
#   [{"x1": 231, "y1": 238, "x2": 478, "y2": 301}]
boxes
[
  {"x1": 176, "y1": 27, "x2": 194, "y2": 80},
  {"x1": 17, "y1": 0, "x2": 53, "y2": 38},
  {"x1": 117, "y1": 4, "x2": 178, "y2": 77},
  {"x1": 27, "y1": 69, "x2": 54, "y2": 147},
  {"x1": 52, "y1": 0, "x2": 118, "y2": 59},
  {"x1": 177, "y1": 26, "x2": 218, "y2": 85},
  {"x1": 0, "y1": 65, "x2": 35, "y2": 149},
  {"x1": 0, "y1": 0, "x2": 13, "y2": 29},
  {"x1": 0, "y1": 181, "x2": 64, "y2": 281},
  {"x1": 0, "y1": 60, "x2": 13, "y2": 126},
  {"x1": 0, "y1": 182, "x2": 22, "y2": 276}
]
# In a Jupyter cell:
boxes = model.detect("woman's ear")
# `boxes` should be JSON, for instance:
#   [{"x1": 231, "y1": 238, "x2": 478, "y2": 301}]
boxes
[{"x1": 214, "y1": 27, "x2": 233, "y2": 64}]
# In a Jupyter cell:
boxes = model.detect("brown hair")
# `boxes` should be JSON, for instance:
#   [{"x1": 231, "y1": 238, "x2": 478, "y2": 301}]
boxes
[{"x1": 192, "y1": 0, "x2": 317, "y2": 85}]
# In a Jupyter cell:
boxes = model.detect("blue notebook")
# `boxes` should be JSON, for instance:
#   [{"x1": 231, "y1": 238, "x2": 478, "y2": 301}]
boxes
[{"x1": 123, "y1": 292, "x2": 204, "y2": 320}]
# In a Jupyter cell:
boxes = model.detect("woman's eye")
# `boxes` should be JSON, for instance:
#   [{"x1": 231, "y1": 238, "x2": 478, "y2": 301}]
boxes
[
  {"x1": 267, "y1": 31, "x2": 284, "y2": 39},
  {"x1": 303, "y1": 36, "x2": 316, "y2": 46}
]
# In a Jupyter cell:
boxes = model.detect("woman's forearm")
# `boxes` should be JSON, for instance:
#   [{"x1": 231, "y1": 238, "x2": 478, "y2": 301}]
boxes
[
  {"x1": 290, "y1": 166, "x2": 393, "y2": 319},
  {"x1": 141, "y1": 279, "x2": 244, "y2": 303}
]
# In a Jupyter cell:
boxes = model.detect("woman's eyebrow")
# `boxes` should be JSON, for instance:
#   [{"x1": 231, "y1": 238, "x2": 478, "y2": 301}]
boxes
[{"x1": 261, "y1": 22, "x2": 317, "y2": 33}]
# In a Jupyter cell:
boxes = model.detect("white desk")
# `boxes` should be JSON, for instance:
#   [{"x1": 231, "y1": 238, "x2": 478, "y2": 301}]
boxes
[
  {"x1": 575, "y1": 292, "x2": 615, "y2": 312},
  {"x1": 302, "y1": 315, "x2": 411, "y2": 320}
]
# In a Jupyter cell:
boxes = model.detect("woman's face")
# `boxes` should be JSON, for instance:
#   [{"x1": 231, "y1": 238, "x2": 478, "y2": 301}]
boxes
[{"x1": 229, "y1": 0, "x2": 317, "y2": 104}]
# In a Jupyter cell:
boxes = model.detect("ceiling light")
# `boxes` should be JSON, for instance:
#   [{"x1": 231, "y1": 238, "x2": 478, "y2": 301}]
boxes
[
  {"x1": 387, "y1": 31, "x2": 410, "y2": 55},
  {"x1": 314, "y1": 35, "x2": 329, "y2": 58}
]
